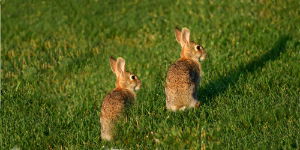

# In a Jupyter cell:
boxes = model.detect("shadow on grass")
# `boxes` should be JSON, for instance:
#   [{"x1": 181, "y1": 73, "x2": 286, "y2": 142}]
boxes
[{"x1": 199, "y1": 35, "x2": 291, "y2": 104}]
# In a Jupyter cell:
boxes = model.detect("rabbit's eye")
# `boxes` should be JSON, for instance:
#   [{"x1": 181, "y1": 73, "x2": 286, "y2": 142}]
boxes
[
  {"x1": 130, "y1": 75, "x2": 136, "y2": 80},
  {"x1": 195, "y1": 45, "x2": 202, "y2": 51}
]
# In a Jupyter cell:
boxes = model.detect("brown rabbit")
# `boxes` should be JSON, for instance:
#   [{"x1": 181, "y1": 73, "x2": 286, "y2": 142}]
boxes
[
  {"x1": 100, "y1": 56, "x2": 141, "y2": 141},
  {"x1": 165, "y1": 27, "x2": 206, "y2": 111}
]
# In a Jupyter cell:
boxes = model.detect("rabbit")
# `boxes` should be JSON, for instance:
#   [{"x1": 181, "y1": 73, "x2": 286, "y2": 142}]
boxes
[
  {"x1": 165, "y1": 27, "x2": 207, "y2": 111},
  {"x1": 100, "y1": 56, "x2": 141, "y2": 141}
]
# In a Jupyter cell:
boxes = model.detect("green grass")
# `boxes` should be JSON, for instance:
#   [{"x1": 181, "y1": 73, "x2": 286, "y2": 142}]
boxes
[{"x1": 2, "y1": 0, "x2": 300, "y2": 149}]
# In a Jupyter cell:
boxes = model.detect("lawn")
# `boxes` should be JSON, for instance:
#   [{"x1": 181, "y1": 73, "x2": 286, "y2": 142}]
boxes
[{"x1": 1, "y1": 0, "x2": 300, "y2": 149}]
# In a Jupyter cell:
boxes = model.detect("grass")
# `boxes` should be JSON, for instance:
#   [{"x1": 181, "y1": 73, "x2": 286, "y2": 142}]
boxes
[{"x1": 1, "y1": 0, "x2": 300, "y2": 149}]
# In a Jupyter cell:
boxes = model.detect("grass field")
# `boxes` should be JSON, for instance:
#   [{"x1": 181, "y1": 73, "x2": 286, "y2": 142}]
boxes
[{"x1": 2, "y1": 0, "x2": 300, "y2": 149}]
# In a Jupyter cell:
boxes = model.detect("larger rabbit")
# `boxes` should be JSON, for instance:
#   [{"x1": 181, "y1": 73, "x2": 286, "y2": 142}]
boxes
[
  {"x1": 100, "y1": 56, "x2": 141, "y2": 141},
  {"x1": 165, "y1": 27, "x2": 207, "y2": 111}
]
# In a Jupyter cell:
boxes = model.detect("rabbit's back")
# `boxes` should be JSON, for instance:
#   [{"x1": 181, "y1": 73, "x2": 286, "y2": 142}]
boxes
[
  {"x1": 166, "y1": 59, "x2": 200, "y2": 86},
  {"x1": 165, "y1": 59, "x2": 201, "y2": 110},
  {"x1": 101, "y1": 89, "x2": 134, "y2": 120}
]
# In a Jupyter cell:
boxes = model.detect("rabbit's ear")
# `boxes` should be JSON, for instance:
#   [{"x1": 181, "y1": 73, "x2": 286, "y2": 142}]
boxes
[
  {"x1": 175, "y1": 27, "x2": 182, "y2": 44},
  {"x1": 116, "y1": 57, "x2": 126, "y2": 76},
  {"x1": 181, "y1": 28, "x2": 190, "y2": 45},
  {"x1": 109, "y1": 56, "x2": 117, "y2": 74}
]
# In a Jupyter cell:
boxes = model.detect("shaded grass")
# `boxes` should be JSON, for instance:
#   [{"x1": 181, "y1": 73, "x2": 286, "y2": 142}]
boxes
[{"x1": 200, "y1": 35, "x2": 292, "y2": 103}]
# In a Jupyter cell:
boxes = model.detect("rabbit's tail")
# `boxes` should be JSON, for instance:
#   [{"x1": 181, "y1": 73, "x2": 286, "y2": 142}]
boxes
[{"x1": 100, "y1": 118, "x2": 114, "y2": 141}]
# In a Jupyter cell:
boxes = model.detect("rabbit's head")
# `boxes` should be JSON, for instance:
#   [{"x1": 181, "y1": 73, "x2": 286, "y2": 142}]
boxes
[
  {"x1": 175, "y1": 27, "x2": 206, "y2": 62},
  {"x1": 109, "y1": 56, "x2": 141, "y2": 92}
]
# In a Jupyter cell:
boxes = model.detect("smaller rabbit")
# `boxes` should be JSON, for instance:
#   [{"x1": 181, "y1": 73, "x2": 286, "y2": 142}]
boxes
[
  {"x1": 165, "y1": 27, "x2": 207, "y2": 111},
  {"x1": 100, "y1": 56, "x2": 141, "y2": 141}
]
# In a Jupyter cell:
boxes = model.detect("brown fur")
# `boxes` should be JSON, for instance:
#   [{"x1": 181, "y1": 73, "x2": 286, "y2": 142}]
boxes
[
  {"x1": 165, "y1": 27, "x2": 206, "y2": 111},
  {"x1": 100, "y1": 89, "x2": 134, "y2": 141},
  {"x1": 100, "y1": 56, "x2": 141, "y2": 141}
]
